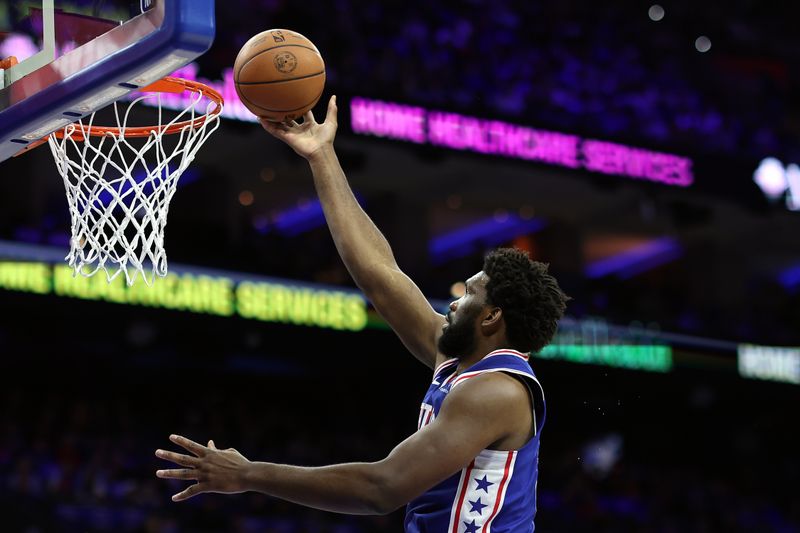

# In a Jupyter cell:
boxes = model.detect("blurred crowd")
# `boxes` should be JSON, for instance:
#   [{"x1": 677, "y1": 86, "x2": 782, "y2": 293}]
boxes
[
  {"x1": 1, "y1": 366, "x2": 798, "y2": 533},
  {"x1": 0, "y1": 378, "x2": 397, "y2": 533},
  {"x1": 574, "y1": 270, "x2": 800, "y2": 347},
  {"x1": 210, "y1": 0, "x2": 798, "y2": 159},
  {"x1": 4, "y1": 0, "x2": 800, "y2": 349},
  {"x1": 2, "y1": 4, "x2": 800, "y2": 529}
]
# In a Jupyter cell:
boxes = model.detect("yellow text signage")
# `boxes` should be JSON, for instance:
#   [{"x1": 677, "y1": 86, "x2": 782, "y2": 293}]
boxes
[{"x1": 0, "y1": 262, "x2": 367, "y2": 332}]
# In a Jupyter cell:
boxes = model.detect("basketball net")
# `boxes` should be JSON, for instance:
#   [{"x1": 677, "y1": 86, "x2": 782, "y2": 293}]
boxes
[{"x1": 46, "y1": 78, "x2": 223, "y2": 285}]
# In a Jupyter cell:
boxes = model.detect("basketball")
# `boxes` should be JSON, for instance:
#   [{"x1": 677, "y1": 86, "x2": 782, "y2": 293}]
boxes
[{"x1": 233, "y1": 29, "x2": 326, "y2": 122}]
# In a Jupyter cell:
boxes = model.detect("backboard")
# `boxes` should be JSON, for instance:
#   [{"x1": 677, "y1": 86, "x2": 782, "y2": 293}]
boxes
[{"x1": 0, "y1": 0, "x2": 215, "y2": 163}]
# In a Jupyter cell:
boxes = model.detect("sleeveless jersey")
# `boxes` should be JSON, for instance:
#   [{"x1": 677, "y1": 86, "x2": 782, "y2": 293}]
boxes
[{"x1": 405, "y1": 349, "x2": 546, "y2": 533}]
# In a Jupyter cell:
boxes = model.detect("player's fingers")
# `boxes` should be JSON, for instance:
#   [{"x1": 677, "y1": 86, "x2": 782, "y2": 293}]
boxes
[
  {"x1": 172, "y1": 483, "x2": 205, "y2": 502},
  {"x1": 327, "y1": 95, "x2": 338, "y2": 124},
  {"x1": 169, "y1": 434, "x2": 207, "y2": 457},
  {"x1": 260, "y1": 116, "x2": 288, "y2": 128},
  {"x1": 259, "y1": 118, "x2": 288, "y2": 135},
  {"x1": 208, "y1": 439, "x2": 216, "y2": 450},
  {"x1": 303, "y1": 111, "x2": 314, "y2": 124},
  {"x1": 155, "y1": 449, "x2": 200, "y2": 467},
  {"x1": 156, "y1": 468, "x2": 198, "y2": 481}
]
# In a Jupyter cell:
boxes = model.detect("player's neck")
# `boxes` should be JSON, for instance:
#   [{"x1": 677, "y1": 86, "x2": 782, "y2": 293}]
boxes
[{"x1": 455, "y1": 338, "x2": 508, "y2": 375}]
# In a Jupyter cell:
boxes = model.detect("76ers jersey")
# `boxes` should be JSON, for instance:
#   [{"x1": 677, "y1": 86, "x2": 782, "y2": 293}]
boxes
[{"x1": 405, "y1": 349, "x2": 546, "y2": 533}]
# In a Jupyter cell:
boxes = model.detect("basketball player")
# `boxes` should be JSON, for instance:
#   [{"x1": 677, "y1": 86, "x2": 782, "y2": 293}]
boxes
[{"x1": 156, "y1": 96, "x2": 568, "y2": 532}]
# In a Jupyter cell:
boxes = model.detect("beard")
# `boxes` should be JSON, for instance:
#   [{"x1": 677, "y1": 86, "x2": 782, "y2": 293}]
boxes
[{"x1": 437, "y1": 308, "x2": 479, "y2": 358}]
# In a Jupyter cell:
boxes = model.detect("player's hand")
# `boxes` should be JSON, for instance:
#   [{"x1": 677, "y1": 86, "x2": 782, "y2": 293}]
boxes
[
  {"x1": 155, "y1": 434, "x2": 251, "y2": 501},
  {"x1": 260, "y1": 95, "x2": 338, "y2": 161}
]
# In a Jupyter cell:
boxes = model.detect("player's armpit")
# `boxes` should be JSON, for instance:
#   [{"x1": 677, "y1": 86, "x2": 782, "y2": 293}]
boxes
[
  {"x1": 361, "y1": 263, "x2": 447, "y2": 370},
  {"x1": 369, "y1": 373, "x2": 528, "y2": 512}
]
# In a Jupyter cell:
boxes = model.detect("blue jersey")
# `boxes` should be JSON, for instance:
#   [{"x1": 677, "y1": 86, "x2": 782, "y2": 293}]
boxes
[{"x1": 405, "y1": 349, "x2": 546, "y2": 533}]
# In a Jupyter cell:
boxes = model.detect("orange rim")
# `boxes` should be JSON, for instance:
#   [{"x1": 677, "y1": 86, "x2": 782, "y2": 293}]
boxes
[
  {"x1": 52, "y1": 76, "x2": 224, "y2": 141},
  {"x1": 0, "y1": 56, "x2": 18, "y2": 69}
]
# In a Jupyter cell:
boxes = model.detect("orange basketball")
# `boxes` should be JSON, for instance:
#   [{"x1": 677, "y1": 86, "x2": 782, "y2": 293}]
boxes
[{"x1": 233, "y1": 29, "x2": 326, "y2": 122}]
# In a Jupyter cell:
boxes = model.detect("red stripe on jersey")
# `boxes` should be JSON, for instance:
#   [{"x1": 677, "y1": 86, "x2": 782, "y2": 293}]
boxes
[
  {"x1": 434, "y1": 358, "x2": 458, "y2": 377},
  {"x1": 451, "y1": 367, "x2": 538, "y2": 391},
  {"x1": 483, "y1": 349, "x2": 529, "y2": 361},
  {"x1": 424, "y1": 407, "x2": 435, "y2": 427},
  {"x1": 483, "y1": 451, "x2": 515, "y2": 531},
  {"x1": 450, "y1": 370, "x2": 483, "y2": 388},
  {"x1": 443, "y1": 370, "x2": 462, "y2": 386},
  {"x1": 450, "y1": 459, "x2": 476, "y2": 533}
]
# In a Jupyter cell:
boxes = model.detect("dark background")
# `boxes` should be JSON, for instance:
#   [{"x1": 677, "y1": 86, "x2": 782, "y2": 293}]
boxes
[{"x1": 1, "y1": 0, "x2": 800, "y2": 531}]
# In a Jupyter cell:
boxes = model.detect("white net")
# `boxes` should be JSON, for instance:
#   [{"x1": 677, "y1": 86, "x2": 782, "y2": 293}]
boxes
[{"x1": 47, "y1": 87, "x2": 221, "y2": 285}]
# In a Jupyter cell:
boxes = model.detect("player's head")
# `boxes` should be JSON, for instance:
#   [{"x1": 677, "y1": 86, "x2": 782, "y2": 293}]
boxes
[{"x1": 438, "y1": 248, "x2": 568, "y2": 357}]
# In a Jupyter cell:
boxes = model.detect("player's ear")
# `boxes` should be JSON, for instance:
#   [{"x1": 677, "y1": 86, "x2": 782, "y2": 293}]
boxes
[{"x1": 482, "y1": 306, "x2": 503, "y2": 327}]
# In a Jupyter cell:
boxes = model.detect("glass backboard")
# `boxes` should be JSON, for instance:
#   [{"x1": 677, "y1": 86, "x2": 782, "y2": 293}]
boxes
[{"x1": 0, "y1": 0, "x2": 215, "y2": 163}]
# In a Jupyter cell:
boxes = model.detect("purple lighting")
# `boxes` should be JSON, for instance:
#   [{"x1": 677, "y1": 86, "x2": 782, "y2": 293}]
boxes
[
  {"x1": 273, "y1": 200, "x2": 327, "y2": 237},
  {"x1": 429, "y1": 215, "x2": 547, "y2": 264},
  {"x1": 582, "y1": 140, "x2": 693, "y2": 187},
  {"x1": 585, "y1": 238, "x2": 683, "y2": 279},
  {"x1": 427, "y1": 112, "x2": 581, "y2": 168},
  {"x1": 266, "y1": 195, "x2": 366, "y2": 237},
  {"x1": 779, "y1": 264, "x2": 800, "y2": 290},
  {"x1": 752, "y1": 157, "x2": 800, "y2": 211},
  {"x1": 351, "y1": 97, "x2": 694, "y2": 187},
  {"x1": 351, "y1": 98, "x2": 426, "y2": 143}
]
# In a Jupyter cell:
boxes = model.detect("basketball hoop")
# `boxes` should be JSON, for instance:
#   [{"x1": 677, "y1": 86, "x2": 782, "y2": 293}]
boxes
[
  {"x1": 0, "y1": 56, "x2": 18, "y2": 90},
  {"x1": 44, "y1": 77, "x2": 223, "y2": 285},
  {"x1": 0, "y1": 56, "x2": 18, "y2": 70}
]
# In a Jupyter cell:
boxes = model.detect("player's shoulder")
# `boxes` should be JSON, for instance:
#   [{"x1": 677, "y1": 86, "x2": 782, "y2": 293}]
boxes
[
  {"x1": 452, "y1": 352, "x2": 533, "y2": 385},
  {"x1": 475, "y1": 349, "x2": 533, "y2": 369},
  {"x1": 457, "y1": 370, "x2": 529, "y2": 395},
  {"x1": 446, "y1": 371, "x2": 530, "y2": 414}
]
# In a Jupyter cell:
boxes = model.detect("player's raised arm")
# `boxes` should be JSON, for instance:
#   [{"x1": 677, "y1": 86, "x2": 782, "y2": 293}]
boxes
[{"x1": 261, "y1": 96, "x2": 446, "y2": 369}]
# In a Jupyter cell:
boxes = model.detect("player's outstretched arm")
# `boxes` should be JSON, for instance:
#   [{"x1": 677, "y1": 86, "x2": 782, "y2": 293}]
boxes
[
  {"x1": 261, "y1": 96, "x2": 445, "y2": 369},
  {"x1": 156, "y1": 373, "x2": 529, "y2": 513}
]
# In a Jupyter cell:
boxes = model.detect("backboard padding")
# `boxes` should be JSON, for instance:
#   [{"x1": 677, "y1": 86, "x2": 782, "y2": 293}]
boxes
[{"x1": 0, "y1": 0, "x2": 215, "y2": 163}]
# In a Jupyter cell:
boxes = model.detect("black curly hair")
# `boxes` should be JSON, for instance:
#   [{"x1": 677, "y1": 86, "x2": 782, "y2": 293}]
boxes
[{"x1": 482, "y1": 248, "x2": 569, "y2": 353}]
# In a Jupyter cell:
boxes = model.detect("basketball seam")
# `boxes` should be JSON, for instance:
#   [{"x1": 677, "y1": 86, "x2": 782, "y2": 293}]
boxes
[
  {"x1": 237, "y1": 44, "x2": 322, "y2": 78},
  {"x1": 236, "y1": 71, "x2": 325, "y2": 86},
  {"x1": 238, "y1": 85, "x2": 326, "y2": 113}
]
